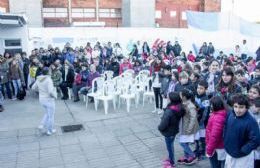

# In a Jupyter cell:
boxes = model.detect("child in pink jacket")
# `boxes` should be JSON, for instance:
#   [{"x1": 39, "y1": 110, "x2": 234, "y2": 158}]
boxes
[{"x1": 206, "y1": 96, "x2": 227, "y2": 168}]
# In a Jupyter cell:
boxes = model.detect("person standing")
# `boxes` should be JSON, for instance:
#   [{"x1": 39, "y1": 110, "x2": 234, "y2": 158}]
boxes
[{"x1": 32, "y1": 67, "x2": 57, "y2": 135}]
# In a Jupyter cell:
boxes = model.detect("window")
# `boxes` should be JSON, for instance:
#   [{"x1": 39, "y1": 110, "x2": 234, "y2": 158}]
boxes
[
  {"x1": 4, "y1": 39, "x2": 21, "y2": 47},
  {"x1": 72, "y1": 8, "x2": 95, "y2": 18},
  {"x1": 155, "y1": 10, "x2": 161, "y2": 19},
  {"x1": 182, "y1": 12, "x2": 187, "y2": 20},
  {"x1": 170, "y1": 11, "x2": 176, "y2": 17},
  {"x1": 42, "y1": 8, "x2": 68, "y2": 18},
  {"x1": 0, "y1": 7, "x2": 6, "y2": 13},
  {"x1": 99, "y1": 8, "x2": 121, "y2": 18},
  {"x1": 4, "y1": 39, "x2": 22, "y2": 55}
]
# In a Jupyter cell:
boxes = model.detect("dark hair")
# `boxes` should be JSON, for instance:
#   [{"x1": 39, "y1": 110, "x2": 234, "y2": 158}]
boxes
[
  {"x1": 235, "y1": 69, "x2": 245, "y2": 76},
  {"x1": 181, "y1": 89, "x2": 194, "y2": 101},
  {"x1": 232, "y1": 93, "x2": 250, "y2": 109},
  {"x1": 210, "y1": 96, "x2": 226, "y2": 112},
  {"x1": 193, "y1": 64, "x2": 201, "y2": 72},
  {"x1": 198, "y1": 80, "x2": 208, "y2": 89},
  {"x1": 168, "y1": 92, "x2": 182, "y2": 105},
  {"x1": 253, "y1": 97, "x2": 260, "y2": 108},
  {"x1": 191, "y1": 72, "x2": 200, "y2": 80},
  {"x1": 172, "y1": 70, "x2": 179, "y2": 80},
  {"x1": 224, "y1": 58, "x2": 233, "y2": 66},
  {"x1": 42, "y1": 67, "x2": 49, "y2": 75},
  {"x1": 209, "y1": 59, "x2": 220, "y2": 67},
  {"x1": 250, "y1": 84, "x2": 260, "y2": 95},
  {"x1": 218, "y1": 67, "x2": 236, "y2": 92}
]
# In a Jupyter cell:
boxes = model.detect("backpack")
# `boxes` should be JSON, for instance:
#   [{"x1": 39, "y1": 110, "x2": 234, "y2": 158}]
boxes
[{"x1": 17, "y1": 88, "x2": 26, "y2": 100}]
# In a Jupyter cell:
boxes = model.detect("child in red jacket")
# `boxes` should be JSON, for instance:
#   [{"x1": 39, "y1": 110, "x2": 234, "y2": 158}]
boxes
[{"x1": 206, "y1": 96, "x2": 227, "y2": 168}]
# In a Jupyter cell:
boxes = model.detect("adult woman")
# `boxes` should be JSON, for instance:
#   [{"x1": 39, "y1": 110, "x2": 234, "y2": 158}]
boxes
[{"x1": 216, "y1": 67, "x2": 241, "y2": 106}]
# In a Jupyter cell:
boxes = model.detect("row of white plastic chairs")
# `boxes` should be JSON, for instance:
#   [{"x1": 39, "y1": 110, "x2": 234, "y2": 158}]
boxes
[{"x1": 82, "y1": 69, "x2": 155, "y2": 114}]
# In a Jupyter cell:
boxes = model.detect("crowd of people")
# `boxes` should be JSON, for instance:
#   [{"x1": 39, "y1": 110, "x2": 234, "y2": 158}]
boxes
[{"x1": 0, "y1": 39, "x2": 259, "y2": 168}]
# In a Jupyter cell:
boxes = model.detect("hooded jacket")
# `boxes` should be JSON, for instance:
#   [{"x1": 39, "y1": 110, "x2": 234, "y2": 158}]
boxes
[
  {"x1": 32, "y1": 75, "x2": 57, "y2": 100},
  {"x1": 206, "y1": 109, "x2": 227, "y2": 156},
  {"x1": 158, "y1": 104, "x2": 185, "y2": 137}
]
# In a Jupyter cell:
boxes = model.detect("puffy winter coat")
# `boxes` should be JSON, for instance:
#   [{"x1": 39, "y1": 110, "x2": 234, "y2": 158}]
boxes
[
  {"x1": 180, "y1": 100, "x2": 199, "y2": 135},
  {"x1": 206, "y1": 109, "x2": 227, "y2": 156}
]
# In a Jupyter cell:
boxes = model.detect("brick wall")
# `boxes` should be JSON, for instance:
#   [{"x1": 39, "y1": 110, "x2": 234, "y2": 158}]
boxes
[
  {"x1": 155, "y1": 0, "x2": 221, "y2": 28},
  {"x1": 43, "y1": 0, "x2": 68, "y2": 8},
  {"x1": 0, "y1": 0, "x2": 9, "y2": 12}
]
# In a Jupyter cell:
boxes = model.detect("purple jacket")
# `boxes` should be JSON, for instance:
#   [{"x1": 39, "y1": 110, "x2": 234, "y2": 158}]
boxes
[{"x1": 87, "y1": 72, "x2": 100, "y2": 87}]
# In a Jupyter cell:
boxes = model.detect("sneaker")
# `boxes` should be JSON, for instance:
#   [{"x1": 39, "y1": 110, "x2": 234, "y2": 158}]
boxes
[
  {"x1": 158, "y1": 109, "x2": 163, "y2": 115},
  {"x1": 73, "y1": 98, "x2": 80, "y2": 102},
  {"x1": 152, "y1": 109, "x2": 158, "y2": 113},
  {"x1": 164, "y1": 164, "x2": 176, "y2": 168},
  {"x1": 12, "y1": 97, "x2": 17, "y2": 101},
  {"x1": 46, "y1": 129, "x2": 56, "y2": 136},
  {"x1": 177, "y1": 156, "x2": 187, "y2": 165},
  {"x1": 0, "y1": 105, "x2": 4, "y2": 112},
  {"x1": 184, "y1": 156, "x2": 196, "y2": 165},
  {"x1": 162, "y1": 158, "x2": 171, "y2": 166},
  {"x1": 38, "y1": 125, "x2": 44, "y2": 130}
]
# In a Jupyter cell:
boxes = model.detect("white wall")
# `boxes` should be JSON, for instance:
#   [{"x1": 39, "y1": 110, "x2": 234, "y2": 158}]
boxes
[
  {"x1": 0, "y1": 25, "x2": 29, "y2": 55},
  {"x1": 28, "y1": 27, "x2": 259, "y2": 57},
  {"x1": 9, "y1": 0, "x2": 42, "y2": 27}
]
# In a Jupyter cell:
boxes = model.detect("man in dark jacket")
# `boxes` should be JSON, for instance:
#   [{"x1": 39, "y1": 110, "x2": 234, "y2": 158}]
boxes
[
  {"x1": 172, "y1": 41, "x2": 182, "y2": 57},
  {"x1": 21, "y1": 52, "x2": 30, "y2": 89},
  {"x1": 224, "y1": 94, "x2": 260, "y2": 167},
  {"x1": 59, "y1": 62, "x2": 75, "y2": 100}
]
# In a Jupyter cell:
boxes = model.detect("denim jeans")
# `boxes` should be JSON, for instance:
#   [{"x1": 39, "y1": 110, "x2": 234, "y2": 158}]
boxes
[
  {"x1": 180, "y1": 142, "x2": 195, "y2": 158},
  {"x1": 39, "y1": 98, "x2": 55, "y2": 132},
  {"x1": 1, "y1": 82, "x2": 12, "y2": 99},
  {"x1": 0, "y1": 85, "x2": 3, "y2": 105},
  {"x1": 165, "y1": 135, "x2": 176, "y2": 165},
  {"x1": 209, "y1": 152, "x2": 225, "y2": 168},
  {"x1": 12, "y1": 79, "x2": 21, "y2": 97}
]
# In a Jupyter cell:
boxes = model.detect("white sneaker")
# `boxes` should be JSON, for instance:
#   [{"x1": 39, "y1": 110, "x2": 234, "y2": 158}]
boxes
[
  {"x1": 152, "y1": 109, "x2": 158, "y2": 113},
  {"x1": 157, "y1": 109, "x2": 163, "y2": 115},
  {"x1": 12, "y1": 97, "x2": 17, "y2": 101},
  {"x1": 38, "y1": 125, "x2": 44, "y2": 130},
  {"x1": 46, "y1": 129, "x2": 56, "y2": 136}
]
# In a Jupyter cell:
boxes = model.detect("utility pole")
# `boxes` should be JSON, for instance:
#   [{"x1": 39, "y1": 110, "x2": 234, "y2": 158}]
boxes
[
  {"x1": 68, "y1": 0, "x2": 72, "y2": 25},
  {"x1": 96, "y1": 0, "x2": 99, "y2": 22}
]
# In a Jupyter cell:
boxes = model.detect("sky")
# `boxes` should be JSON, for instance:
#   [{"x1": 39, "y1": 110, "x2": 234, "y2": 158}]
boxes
[{"x1": 222, "y1": 0, "x2": 260, "y2": 22}]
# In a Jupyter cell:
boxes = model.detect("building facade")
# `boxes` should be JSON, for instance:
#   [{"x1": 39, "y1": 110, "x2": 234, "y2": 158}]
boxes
[
  {"x1": 1, "y1": 0, "x2": 221, "y2": 28},
  {"x1": 0, "y1": 0, "x2": 9, "y2": 13}
]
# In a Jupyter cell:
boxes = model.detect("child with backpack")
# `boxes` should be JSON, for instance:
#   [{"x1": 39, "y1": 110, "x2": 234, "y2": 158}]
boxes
[{"x1": 158, "y1": 92, "x2": 185, "y2": 168}]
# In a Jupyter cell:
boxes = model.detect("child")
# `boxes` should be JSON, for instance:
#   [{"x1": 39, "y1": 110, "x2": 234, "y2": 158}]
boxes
[
  {"x1": 206, "y1": 96, "x2": 227, "y2": 168},
  {"x1": 194, "y1": 80, "x2": 210, "y2": 160},
  {"x1": 250, "y1": 63, "x2": 260, "y2": 86},
  {"x1": 248, "y1": 85, "x2": 260, "y2": 104},
  {"x1": 190, "y1": 72, "x2": 200, "y2": 91},
  {"x1": 160, "y1": 65, "x2": 172, "y2": 113},
  {"x1": 224, "y1": 94, "x2": 260, "y2": 168},
  {"x1": 174, "y1": 71, "x2": 195, "y2": 93},
  {"x1": 167, "y1": 70, "x2": 179, "y2": 95},
  {"x1": 158, "y1": 92, "x2": 186, "y2": 168},
  {"x1": 250, "y1": 97, "x2": 260, "y2": 168},
  {"x1": 178, "y1": 89, "x2": 199, "y2": 165},
  {"x1": 235, "y1": 69, "x2": 250, "y2": 94}
]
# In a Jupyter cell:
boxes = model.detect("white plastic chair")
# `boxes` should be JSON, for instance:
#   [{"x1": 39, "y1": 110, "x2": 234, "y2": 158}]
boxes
[
  {"x1": 119, "y1": 82, "x2": 138, "y2": 113},
  {"x1": 124, "y1": 69, "x2": 135, "y2": 76},
  {"x1": 95, "y1": 81, "x2": 116, "y2": 114},
  {"x1": 85, "y1": 77, "x2": 104, "y2": 110},
  {"x1": 104, "y1": 71, "x2": 114, "y2": 81},
  {"x1": 143, "y1": 77, "x2": 154, "y2": 106},
  {"x1": 67, "y1": 87, "x2": 73, "y2": 100}
]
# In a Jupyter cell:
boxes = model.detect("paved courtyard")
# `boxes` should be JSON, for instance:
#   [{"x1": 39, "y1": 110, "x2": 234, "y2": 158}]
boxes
[{"x1": 0, "y1": 92, "x2": 210, "y2": 168}]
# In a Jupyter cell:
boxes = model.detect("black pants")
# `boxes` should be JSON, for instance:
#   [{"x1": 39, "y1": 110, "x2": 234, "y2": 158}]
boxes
[
  {"x1": 153, "y1": 87, "x2": 162, "y2": 109},
  {"x1": 60, "y1": 82, "x2": 72, "y2": 98},
  {"x1": 209, "y1": 152, "x2": 225, "y2": 168},
  {"x1": 255, "y1": 159, "x2": 260, "y2": 168},
  {"x1": 195, "y1": 137, "x2": 206, "y2": 157}
]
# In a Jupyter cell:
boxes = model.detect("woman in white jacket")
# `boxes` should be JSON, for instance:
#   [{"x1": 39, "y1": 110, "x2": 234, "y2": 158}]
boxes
[{"x1": 32, "y1": 67, "x2": 57, "y2": 135}]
